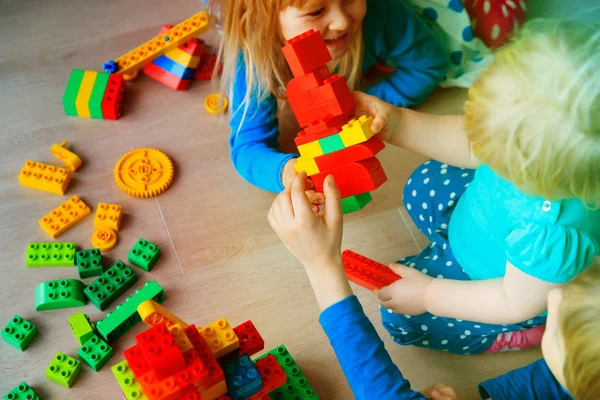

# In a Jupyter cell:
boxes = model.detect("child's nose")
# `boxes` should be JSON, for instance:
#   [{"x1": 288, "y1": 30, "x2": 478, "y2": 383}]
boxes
[{"x1": 328, "y1": 8, "x2": 351, "y2": 32}]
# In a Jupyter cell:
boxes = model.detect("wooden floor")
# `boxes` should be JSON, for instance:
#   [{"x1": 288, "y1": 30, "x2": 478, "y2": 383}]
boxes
[{"x1": 0, "y1": 1, "x2": 541, "y2": 398}]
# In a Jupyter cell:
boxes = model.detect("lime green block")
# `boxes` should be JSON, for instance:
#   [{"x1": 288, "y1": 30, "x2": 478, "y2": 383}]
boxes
[
  {"x1": 62, "y1": 70, "x2": 85, "y2": 117},
  {"x1": 88, "y1": 72, "x2": 109, "y2": 119},
  {"x1": 341, "y1": 192, "x2": 372, "y2": 214},
  {"x1": 319, "y1": 134, "x2": 345, "y2": 155}
]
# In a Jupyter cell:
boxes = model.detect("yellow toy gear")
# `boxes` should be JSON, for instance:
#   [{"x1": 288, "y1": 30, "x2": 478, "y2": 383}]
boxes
[
  {"x1": 114, "y1": 148, "x2": 174, "y2": 198},
  {"x1": 204, "y1": 93, "x2": 228, "y2": 114}
]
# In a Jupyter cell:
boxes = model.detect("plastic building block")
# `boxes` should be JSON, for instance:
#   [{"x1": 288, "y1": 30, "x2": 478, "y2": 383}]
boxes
[
  {"x1": 26, "y1": 242, "x2": 76, "y2": 267},
  {"x1": 75, "y1": 70, "x2": 97, "y2": 118},
  {"x1": 342, "y1": 250, "x2": 401, "y2": 291},
  {"x1": 317, "y1": 134, "x2": 345, "y2": 155},
  {"x1": 128, "y1": 238, "x2": 161, "y2": 272},
  {"x1": 39, "y1": 195, "x2": 91, "y2": 238},
  {"x1": 293, "y1": 97, "x2": 354, "y2": 129},
  {"x1": 124, "y1": 344, "x2": 152, "y2": 378},
  {"x1": 341, "y1": 193, "x2": 372, "y2": 214},
  {"x1": 112, "y1": 360, "x2": 148, "y2": 400},
  {"x1": 100, "y1": 74, "x2": 125, "y2": 120},
  {"x1": 312, "y1": 158, "x2": 382, "y2": 189},
  {"x1": 286, "y1": 66, "x2": 330, "y2": 99},
  {"x1": 233, "y1": 320, "x2": 264, "y2": 358},
  {"x1": 94, "y1": 203, "x2": 123, "y2": 232},
  {"x1": 194, "y1": 53, "x2": 223, "y2": 81},
  {"x1": 89, "y1": 72, "x2": 111, "y2": 118},
  {"x1": 308, "y1": 75, "x2": 353, "y2": 107},
  {"x1": 293, "y1": 157, "x2": 320, "y2": 176},
  {"x1": 137, "y1": 371, "x2": 180, "y2": 400},
  {"x1": 1, "y1": 315, "x2": 38, "y2": 351},
  {"x1": 339, "y1": 115, "x2": 374, "y2": 147},
  {"x1": 179, "y1": 385, "x2": 202, "y2": 400},
  {"x1": 163, "y1": 48, "x2": 202, "y2": 69},
  {"x1": 198, "y1": 318, "x2": 239, "y2": 359},
  {"x1": 288, "y1": 91, "x2": 315, "y2": 115},
  {"x1": 18, "y1": 161, "x2": 71, "y2": 195},
  {"x1": 35, "y1": 279, "x2": 87, "y2": 311},
  {"x1": 296, "y1": 140, "x2": 323, "y2": 160},
  {"x1": 136, "y1": 323, "x2": 187, "y2": 379},
  {"x1": 183, "y1": 325, "x2": 224, "y2": 392},
  {"x1": 152, "y1": 56, "x2": 195, "y2": 79},
  {"x1": 256, "y1": 345, "x2": 318, "y2": 400},
  {"x1": 223, "y1": 354, "x2": 262, "y2": 399},
  {"x1": 168, "y1": 323, "x2": 193, "y2": 353},
  {"x1": 114, "y1": 148, "x2": 174, "y2": 198},
  {"x1": 110, "y1": 11, "x2": 210, "y2": 79},
  {"x1": 282, "y1": 30, "x2": 332, "y2": 78},
  {"x1": 144, "y1": 63, "x2": 192, "y2": 90},
  {"x1": 78, "y1": 334, "x2": 114, "y2": 371},
  {"x1": 84, "y1": 260, "x2": 138, "y2": 311},
  {"x1": 3, "y1": 382, "x2": 40, "y2": 400},
  {"x1": 96, "y1": 280, "x2": 165, "y2": 343},
  {"x1": 247, "y1": 354, "x2": 287, "y2": 400},
  {"x1": 76, "y1": 248, "x2": 103, "y2": 278},
  {"x1": 333, "y1": 167, "x2": 387, "y2": 199},
  {"x1": 138, "y1": 300, "x2": 189, "y2": 329},
  {"x1": 299, "y1": 114, "x2": 348, "y2": 141},
  {"x1": 50, "y1": 141, "x2": 82, "y2": 172},
  {"x1": 91, "y1": 228, "x2": 118, "y2": 252},
  {"x1": 45, "y1": 352, "x2": 82, "y2": 388},
  {"x1": 63, "y1": 69, "x2": 84, "y2": 116},
  {"x1": 205, "y1": 94, "x2": 228, "y2": 114},
  {"x1": 68, "y1": 312, "x2": 95, "y2": 345},
  {"x1": 199, "y1": 380, "x2": 228, "y2": 400},
  {"x1": 313, "y1": 136, "x2": 385, "y2": 172},
  {"x1": 157, "y1": 25, "x2": 206, "y2": 57}
]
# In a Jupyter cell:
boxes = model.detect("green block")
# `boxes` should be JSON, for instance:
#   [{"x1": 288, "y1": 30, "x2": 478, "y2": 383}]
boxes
[
  {"x1": 26, "y1": 242, "x2": 76, "y2": 267},
  {"x1": 46, "y1": 352, "x2": 81, "y2": 388},
  {"x1": 88, "y1": 72, "x2": 109, "y2": 119},
  {"x1": 77, "y1": 334, "x2": 114, "y2": 371},
  {"x1": 36, "y1": 279, "x2": 87, "y2": 311},
  {"x1": 84, "y1": 260, "x2": 138, "y2": 311},
  {"x1": 68, "y1": 312, "x2": 95, "y2": 345},
  {"x1": 341, "y1": 192, "x2": 372, "y2": 214},
  {"x1": 62, "y1": 69, "x2": 85, "y2": 117},
  {"x1": 1, "y1": 315, "x2": 38, "y2": 351},
  {"x1": 128, "y1": 238, "x2": 161, "y2": 272},
  {"x1": 256, "y1": 345, "x2": 319, "y2": 400},
  {"x1": 96, "y1": 280, "x2": 164, "y2": 343},
  {"x1": 76, "y1": 248, "x2": 103, "y2": 278},
  {"x1": 318, "y1": 134, "x2": 345, "y2": 155},
  {"x1": 112, "y1": 360, "x2": 147, "y2": 400},
  {"x1": 3, "y1": 381, "x2": 40, "y2": 400}
]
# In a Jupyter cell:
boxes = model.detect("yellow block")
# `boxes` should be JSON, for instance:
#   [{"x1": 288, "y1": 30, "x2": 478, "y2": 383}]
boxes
[
  {"x1": 74, "y1": 71, "x2": 97, "y2": 118},
  {"x1": 198, "y1": 318, "x2": 239, "y2": 359},
  {"x1": 137, "y1": 300, "x2": 189, "y2": 329},
  {"x1": 167, "y1": 323, "x2": 193, "y2": 353},
  {"x1": 19, "y1": 160, "x2": 71, "y2": 195},
  {"x1": 94, "y1": 203, "x2": 123, "y2": 232},
  {"x1": 50, "y1": 141, "x2": 82, "y2": 172},
  {"x1": 197, "y1": 380, "x2": 227, "y2": 400},
  {"x1": 39, "y1": 196, "x2": 91, "y2": 238},
  {"x1": 297, "y1": 140, "x2": 324, "y2": 159},
  {"x1": 294, "y1": 157, "x2": 320, "y2": 176},
  {"x1": 339, "y1": 115, "x2": 374, "y2": 147},
  {"x1": 165, "y1": 47, "x2": 201, "y2": 68}
]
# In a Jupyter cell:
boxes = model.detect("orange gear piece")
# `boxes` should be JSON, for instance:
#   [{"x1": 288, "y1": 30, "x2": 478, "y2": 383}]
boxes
[
  {"x1": 91, "y1": 228, "x2": 118, "y2": 252},
  {"x1": 205, "y1": 94, "x2": 228, "y2": 114},
  {"x1": 114, "y1": 148, "x2": 174, "y2": 198}
]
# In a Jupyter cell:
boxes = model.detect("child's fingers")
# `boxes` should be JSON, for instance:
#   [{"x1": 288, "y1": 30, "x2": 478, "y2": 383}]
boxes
[
  {"x1": 322, "y1": 175, "x2": 342, "y2": 227},
  {"x1": 370, "y1": 113, "x2": 387, "y2": 134},
  {"x1": 375, "y1": 287, "x2": 392, "y2": 302},
  {"x1": 290, "y1": 172, "x2": 312, "y2": 219}
]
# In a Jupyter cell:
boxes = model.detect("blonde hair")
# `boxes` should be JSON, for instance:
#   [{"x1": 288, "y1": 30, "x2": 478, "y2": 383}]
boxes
[
  {"x1": 208, "y1": 0, "x2": 363, "y2": 127},
  {"x1": 560, "y1": 257, "x2": 600, "y2": 399},
  {"x1": 465, "y1": 19, "x2": 600, "y2": 206}
]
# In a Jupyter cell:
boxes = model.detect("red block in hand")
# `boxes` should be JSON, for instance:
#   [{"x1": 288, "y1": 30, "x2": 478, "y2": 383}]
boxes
[
  {"x1": 247, "y1": 354, "x2": 287, "y2": 400},
  {"x1": 294, "y1": 114, "x2": 348, "y2": 146},
  {"x1": 313, "y1": 137, "x2": 385, "y2": 171},
  {"x1": 335, "y1": 166, "x2": 387, "y2": 198},
  {"x1": 308, "y1": 75, "x2": 353, "y2": 106},
  {"x1": 294, "y1": 96, "x2": 354, "y2": 128},
  {"x1": 282, "y1": 29, "x2": 332, "y2": 78},
  {"x1": 286, "y1": 65, "x2": 330, "y2": 98},
  {"x1": 312, "y1": 158, "x2": 382, "y2": 189},
  {"x1": 342, "y1": 250, "x2": 401, "y2": 291},
  {"x1": 288, "y1": 90, "x2": 315, "y2": 115},
  {"x1": 136, "y1": 323, "x2": 187, "y2": 380}
]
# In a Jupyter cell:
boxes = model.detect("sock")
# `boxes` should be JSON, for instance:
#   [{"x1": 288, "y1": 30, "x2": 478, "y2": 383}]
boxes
[{"x1": 485, "y1": 324, "x2": 546, "y2": 353}]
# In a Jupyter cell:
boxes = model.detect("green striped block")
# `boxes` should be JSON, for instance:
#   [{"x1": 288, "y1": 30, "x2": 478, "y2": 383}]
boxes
[
  {"x1": 63, "y1": 70, "x2": 85, "y2": 116},
  {"x1": 62, "y1": 69, "x2": 114, "y2": 119}
]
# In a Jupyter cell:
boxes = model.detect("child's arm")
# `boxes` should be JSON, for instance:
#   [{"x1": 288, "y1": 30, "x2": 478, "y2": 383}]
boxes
[
  {"x1": 363, "y1": 0, "x2": 449, "y2": 107},
  {"x1": 268, "y1": 174, "x2": 457, "y2": 400}
]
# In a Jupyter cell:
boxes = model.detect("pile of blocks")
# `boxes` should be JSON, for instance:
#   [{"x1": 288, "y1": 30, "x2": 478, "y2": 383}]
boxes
[{"x1": 283, "y1": 29, "x2": 387, "y2": 213}]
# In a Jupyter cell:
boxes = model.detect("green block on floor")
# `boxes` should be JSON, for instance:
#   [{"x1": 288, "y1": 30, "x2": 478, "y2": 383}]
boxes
[
  {"x1": 318, "y1": 134, "x2": 345, "y2": 155},
  {"x1": 26, "y1": 242, "x2": 76, "y2": 267},
  {"x1": 62, "y1": 69, "x2": 85, "y2": 117},
  {"x1": 77, "y1": 334, "x2": 114, "y2": 371},
  {"x1": 1, "y1": 315, "x2": 38, "y2": 351},
  {"x1": 341, "y1": 192, "x2": 372, "y2": 214},
  {"x1": 36, "y1": 279, "x2": 87, "y2": 311},
  {"x1": 84, "y1": 261, "x2": 138, "y2": 311},
  {"x1": 128, "y1": 238, "x2": 161, "y2": 272},
  {"x1": 3, "y1": 381, "x2": 40, "y2": 400},
  {"x1": 46, "y1": 352, "x2": 81, "y2": 388},
  {"x1": 76, "y1": 248, "x2": 103, "y2": 278},
  {"x1": 68, "y1": 312, "x2": 95, "y2": 345},
  {"x1": 88, "y1": 72, "x2": 109, "y2": 119}
]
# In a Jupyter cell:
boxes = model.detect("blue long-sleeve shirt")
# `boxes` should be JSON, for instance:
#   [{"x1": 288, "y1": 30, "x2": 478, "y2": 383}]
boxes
[
  {"x1": 229, "y1": 0, "x2": 449, "y2": 193},
  {"x1": 319, "y1": 296, "x2": 571, "y2": 400}
]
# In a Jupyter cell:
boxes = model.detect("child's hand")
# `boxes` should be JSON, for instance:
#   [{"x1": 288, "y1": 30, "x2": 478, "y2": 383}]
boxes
[
  {"x1": 422, "y1": 383, "x2": 458, "y2": 400},
  {"x1": 268, "y1": 172, "x2": 343, "y2": 272},
  {"x1": 376, "y1": 264, "x2": 433, "y2": 315},
  {"x1": 282, "y1": 158, "x2": 325, "y2": 210},
  {"x1": 352, "y1": 91, "x2": 402, "y2": 142}
]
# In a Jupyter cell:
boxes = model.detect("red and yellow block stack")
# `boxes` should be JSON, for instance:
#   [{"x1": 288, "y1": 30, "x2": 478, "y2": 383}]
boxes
[{"x1": 283, "y1": 30, "x2": 387, "y2": 214}]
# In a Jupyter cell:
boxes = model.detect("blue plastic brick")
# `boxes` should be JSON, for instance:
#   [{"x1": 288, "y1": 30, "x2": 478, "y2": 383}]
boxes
[
  {"x1": 224, "y1": 354, "x2": 262, "y2": 399},
  {"x1": 152, "y1": 55, "x2": 195, "y2": 79}
]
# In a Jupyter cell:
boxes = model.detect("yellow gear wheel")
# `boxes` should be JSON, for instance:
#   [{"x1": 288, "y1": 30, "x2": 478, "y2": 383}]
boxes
[
  {"x1": 204, "y1": 93, "x2": 228, "y2": 114},
  {"x1": 114, "y1": 148, "x2": 174, "y2": 198},
  {"x1": 91, "y1": 228, "x2": 118, "y2": 252}
]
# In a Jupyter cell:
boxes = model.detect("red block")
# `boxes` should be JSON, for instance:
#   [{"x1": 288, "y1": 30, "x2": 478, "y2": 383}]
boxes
[
  {"x1": 294, "y1": 97, "x2": 354, "y2": 128},
  {"x1": 233, "y1": 321, "x2": 264, "y2": 357},
  {"x1": 335, "y1": 167, "x2": 387, "y2": 198},
  {"x1": 342, "y1": 250, "x2": 401, "y2": 291},
  {"x1": 247, "y1": 354, "x2": 287, "y2": 400},
  {"x1": 217, "y1": 396, "x2": 233, "y2": 400},
  {"x1": 314, "y1": 137, "x2": 385, "y2": 171},
  {"x1": 136, "y1": 324, "x2": 187, "y2": 380},
  {"x1": 123, "y1": 344, "x2": 152, "y2": 378},
  {"x1": 308, "y1": 75, "x2": 353, "y2": 106},
  {"x1": 137, "y1": 370, "x2": 181, "y2": 400},
  {"x1": 282, "y1": 29, "x2": 332, "y2": 78},
  {"x1": 313, "y1": 158, "x2": 382, "y2": 189},
  {"x1": 294, "y1": 114, "x2": 349, "y2": 146},
  {"x1": 144, "y1": 63, "x2": 192, "y2": 91},
  {"x1": 179, "y1": 385, "x2": 202, "y2": 400},
  {"x1": 101, "y1": 74, "x2": 125, "y2": 120},
  {"x1": 195, "y1": 53, "x2": 222, "y2": 80},
  {"x1": 174, "y1": 349, "x2": 209, "y2": 389},
  {"x1": 286, "y1": 65, "x2": 330, "y2": 98},
  {"x1": 288, "y1": 90, "x2": 315, "y2": 115},
  {"x1": 183, "y1": 325, "x2": 224, "y2": 391}
]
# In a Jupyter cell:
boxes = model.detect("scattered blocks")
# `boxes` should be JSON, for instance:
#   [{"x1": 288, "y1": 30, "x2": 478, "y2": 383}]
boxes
[
  {"x1": 233, "y1": 321, "x2": 264, "y2": 358},
  {"x1": 198, "y1": 318, "x2": 239, "y2": 359},
  {"x1": 18, "y1": 161, "x2": 71, "y2": 195},
  {"x1": 91, "y1": 228, "x2": 118, "y2": 252},
  {"x1": 223, "y1": 354, "x2": 262, "y2": 399},
  {"x1": 26, "y1": 242, "x2": 76, "y2": 267},
  {"x1": 94, "y1": 203, "x2": 123, "y2": 232},
  {"x1": 76, "y1": 248, "x2": 103, "y2": 278},
  {"x1": 341, "y1": 250, "x2": 401, "y2": 291},
  {"x1": 114, "y1": 148, "x2": 174, "y2": 198},
  {"x1": 39, "y1": 195, "x2": 91, "y2": 238},
  {"x1": 3, "y1": 381, "x2": 40, "y2": 400},
  {"x1": 35, "y1": 279, "x2": 87, "y2": 311},
  {"x1": 50, "y1": 141, "x2": 82, "y2": 172},
  {"x1": 84, "y1": 260, "x2": 138, "y2": 311},
  {"x1": 68, "y1": 312, "x2": 95, "y2": 345},
  {"x1": 63, "y1": 70, "x2": 125, "y2": 119},
  {"x1": 78, "y1": 334, "x2": 114, "y2": 371},
  {"x1": 46, "y1": 352, "x2": 82, "y2": 388},
  {"x1": 1, "y1": 315, "x2": 38, "y2": 351},
  {"x1": 247, "y1": 354, "x2": 287, "y2": 400},
  {"x1": 112, "y1": 360, "x2": 148, "y2": 400},
  {"x1": 128, "y1": 238, "x2": 161, "y2": 272},
  {"x1": 138, "y1": 299, "x2": 189, "y2": 329}
]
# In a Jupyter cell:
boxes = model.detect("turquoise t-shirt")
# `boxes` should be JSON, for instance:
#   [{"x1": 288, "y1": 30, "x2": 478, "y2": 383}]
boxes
[{"x1": 449, "y1": 165, "x2": 600, "y2": 283}]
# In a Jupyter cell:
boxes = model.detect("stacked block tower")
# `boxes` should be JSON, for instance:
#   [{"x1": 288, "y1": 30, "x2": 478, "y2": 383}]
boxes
[{"x1": 283, "y1": 30, "x2": 387, "y2": 214}]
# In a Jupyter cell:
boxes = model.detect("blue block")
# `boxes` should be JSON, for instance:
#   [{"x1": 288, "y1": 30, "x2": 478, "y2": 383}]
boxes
[
  {"x1": 223, "y1": 354, "x2": 262, "y2": 399},
  {"x1": 152, "y1": 55, "x2": 195, "y2": 80}
]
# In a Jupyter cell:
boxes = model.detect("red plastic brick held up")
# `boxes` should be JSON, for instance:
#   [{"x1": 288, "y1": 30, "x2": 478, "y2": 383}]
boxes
[
  {"x1": 312, "y1": 158, "x2": 382, "y2": 189},
  {"x1": 342, "y1": 250, "x2": 401, "y2": 291},
  {"x1": 314, "y1": 137, "x2": 386, "y2": 171},
  {"x1": 282, "y1": 29, "x2": 332, "y2": 78},
  {"x1": 286, "y1": 65, "x2": 330, "y2": 98},
  {"x1": 294, "y1": 96, "x2": 354, "y2": 128},
  {"x1": 334, "y1": 166, "x2": 387, "y2": 199},
  {"x1": 308, "y1": 75, "x2": 353, "y2": 106}
]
